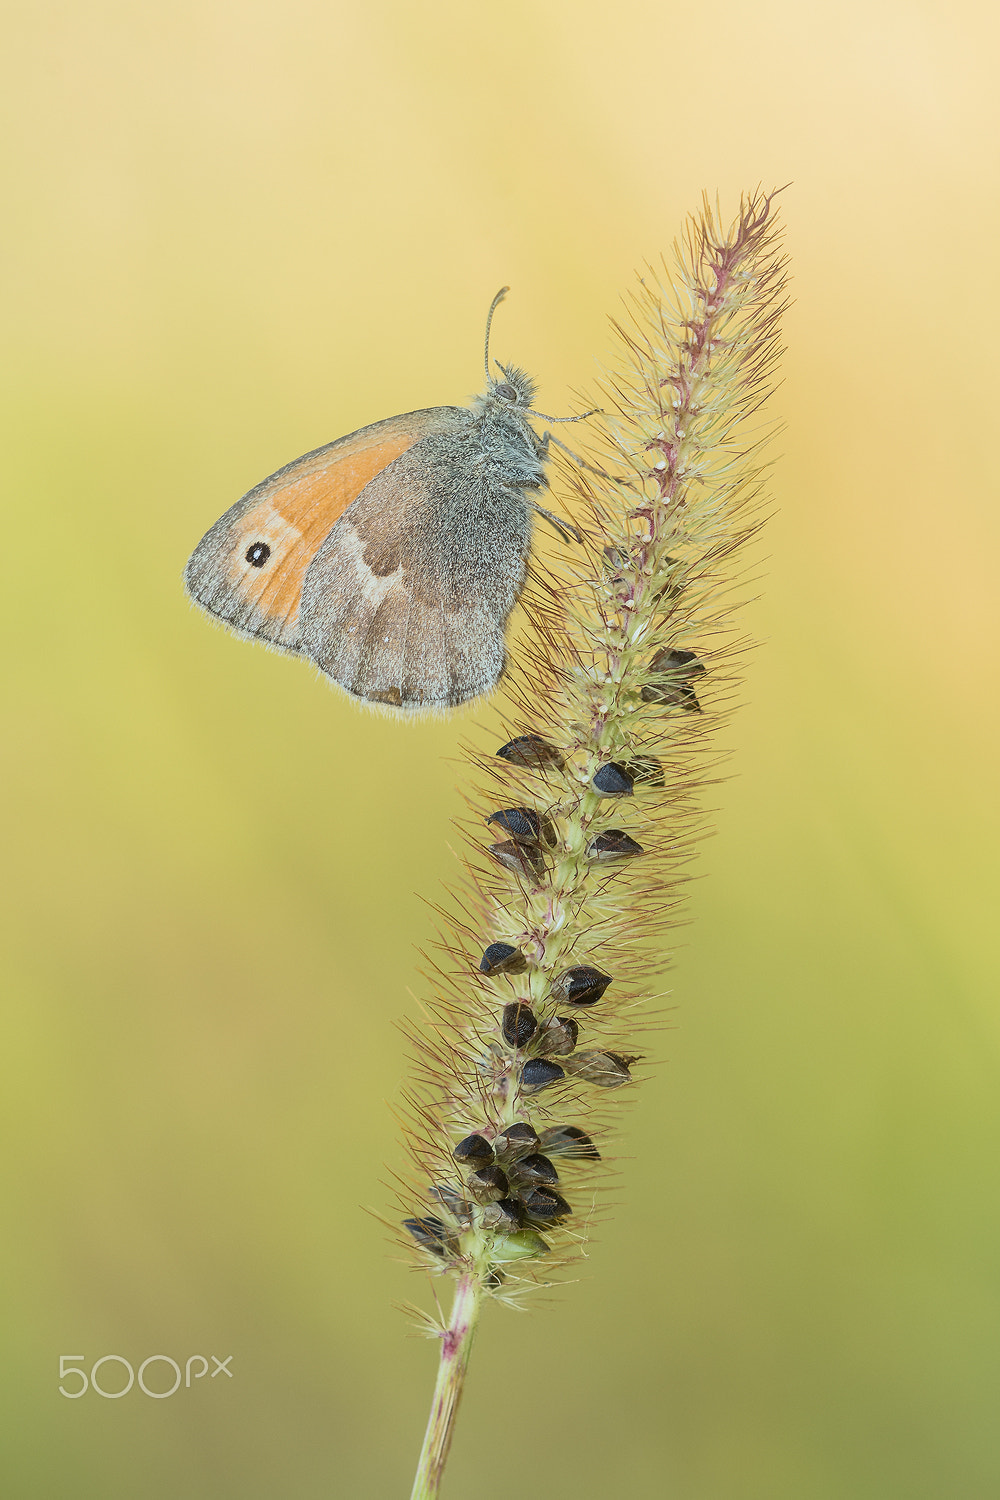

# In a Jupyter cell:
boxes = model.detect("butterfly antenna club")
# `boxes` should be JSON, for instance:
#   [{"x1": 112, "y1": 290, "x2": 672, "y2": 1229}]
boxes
[{"x1": 483, "y1": 286, "x2": 510, "y2": 383}]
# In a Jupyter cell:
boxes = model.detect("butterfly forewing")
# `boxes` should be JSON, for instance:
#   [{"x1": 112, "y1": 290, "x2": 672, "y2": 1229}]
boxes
[{"x1": 184, "y1": 408, "x2": 467, "y2": 651}]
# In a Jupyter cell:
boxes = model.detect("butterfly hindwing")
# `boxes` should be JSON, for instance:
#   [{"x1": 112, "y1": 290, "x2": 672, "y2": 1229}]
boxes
[
  {"x1": 183, "y1": 407, "x2": 468, "y2": 652},
  {"x1": 299, "y1": 427, "x2": 534, "y2": 710}
]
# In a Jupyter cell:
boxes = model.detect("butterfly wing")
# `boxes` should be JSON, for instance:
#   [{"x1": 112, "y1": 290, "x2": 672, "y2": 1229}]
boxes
[
  {"x1": 184, "y1": 408, "x2": 468, "y2": 652},
  {"x1": 299, "y1": 429, "x2": 535, "y2": 710}
]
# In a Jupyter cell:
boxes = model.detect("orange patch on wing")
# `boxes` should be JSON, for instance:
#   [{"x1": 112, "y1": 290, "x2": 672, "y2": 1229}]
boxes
[{"x1": 229, "y1": 430, "x2": 418, "y2": 632}]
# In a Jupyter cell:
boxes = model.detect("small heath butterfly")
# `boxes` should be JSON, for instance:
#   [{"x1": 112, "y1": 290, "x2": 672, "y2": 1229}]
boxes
[{"x1": 184, "y1": 290, "x2": 586, "y2": 712}]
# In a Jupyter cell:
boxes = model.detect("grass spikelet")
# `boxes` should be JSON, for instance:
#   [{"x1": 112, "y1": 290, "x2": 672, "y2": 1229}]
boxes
[{"x1": 402, "y1": 188, "x2": 789, "y2": 1499}]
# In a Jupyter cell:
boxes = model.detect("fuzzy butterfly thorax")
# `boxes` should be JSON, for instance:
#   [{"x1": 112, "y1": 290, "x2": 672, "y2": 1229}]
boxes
[{"x1": 184, "y1": 354, "x2": 553, "y2": 713}]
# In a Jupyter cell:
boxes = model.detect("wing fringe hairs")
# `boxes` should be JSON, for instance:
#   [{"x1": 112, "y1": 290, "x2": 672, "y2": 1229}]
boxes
[{"x1": 397, "y1": 188, "x2": 789, "y2": 1497}]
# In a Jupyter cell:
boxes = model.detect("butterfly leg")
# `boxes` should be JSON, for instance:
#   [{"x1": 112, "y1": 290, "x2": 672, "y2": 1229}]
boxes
[
  {"x1": 540, "y1": 428, "x2": 633, "y2": 486},
  {"x1": 526, "y1": 498, "x2": 583, "y2": 545}
]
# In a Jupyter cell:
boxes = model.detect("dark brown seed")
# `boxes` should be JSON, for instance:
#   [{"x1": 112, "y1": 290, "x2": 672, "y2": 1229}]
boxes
[
  {"x1": 536, "y1": 1015, "x2": 579, "y2": 1057},
  {"x1": 521, "y1": 1058, "x2": 565, "y2": 1093},
  {"x1": 592, "y1": 762, "x2": 635, "y2": 797},
  {"x1": 539, "y1": 1125, "x2": 601, "y2": 1160},
  {"x1": 428, "y1": 1184, "x2": 470, "y2": 1222},
  {"x1": 479, "y1": 942, "x2": 528, "y2": 976},
  {"x1": 403, "y1": 1216, "x2": 451, "y2": 1255},
  {"x1": 502, "y1": 1002, "x2": 537, "y2": 1049},
  {"x1": 522, "y1": 1187, "x2": 572, "y2": 1222},
  {"x1": 650, "y1": 646, "x2": 705, "y2": 675},
  {"x1": 480, "y1": 1197, "x2": 525, "y2": 1232},
  {"x1": 496, "y1": 734, "x2": 564, "y2": 770},
  {"x1": 467, "y1": 1164, "x2": 510, "y2": 1202},
  {"x1": 567, "y1": 1050, "x2": 636, "y2": 1088},
  {"x1": 607, "y1": 1051, "x2": 641, "y2": 1070},
  {"x1": 546, "y1": 1016, "x2": 579, "y2": 1055},
  {"x1": 510, "y1": 1152, "x2": 559, "y2": 1186},
  {"x1": 641, "y1": 647, "x2": 705, "y2": 710},
  {"x1": 602, "y1": 543, "x2": 631, "y2": 581},
  {"x1": 486, "y1": 807, "x2": 556, "y2": 845},
  {"x1": 494, "y1": 1122, "x2": 540, "y2": 1156},
  {"x1": 453, "y1": 1133, "x2": 495, "y2": 1168},
  {"x1": 622, "y1": 755, "x2": 665, "y2": 787},
  {"x1": 587, "y1": 829, "x2": 644, "y2": 861},
  {"x1": 488, "y1": 840, "x2": 546, "y2": 878},
  {"x1": 641, "y1": 680, "x2": 702, "y2": 710},
  {"x1": 550, "y1": 966, "x2": 613, "y2": 1006}
]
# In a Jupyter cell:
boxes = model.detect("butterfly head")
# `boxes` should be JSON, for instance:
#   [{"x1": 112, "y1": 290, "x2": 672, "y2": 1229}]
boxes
[{"x1": 480, "y1": 361, "x2": 539, "y2": 417}]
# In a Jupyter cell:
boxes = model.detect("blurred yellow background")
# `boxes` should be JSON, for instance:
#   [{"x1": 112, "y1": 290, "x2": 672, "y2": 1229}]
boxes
[{"x1": 2, "y1": 1, "x2": 998, "y2": 1495}]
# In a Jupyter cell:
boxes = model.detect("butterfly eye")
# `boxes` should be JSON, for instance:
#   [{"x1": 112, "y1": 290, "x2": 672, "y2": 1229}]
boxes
[
  {"x1": 495, "y1": 382, "x2": 519, "y2": 403},
  {"x1": 245, "y1": 542, "x2": 271, "y2": 567}
]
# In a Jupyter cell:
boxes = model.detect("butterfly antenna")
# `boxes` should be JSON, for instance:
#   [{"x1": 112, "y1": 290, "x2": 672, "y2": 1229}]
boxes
[{"x1": 484, "y1": 287, "x2": 509, "y2": 383}]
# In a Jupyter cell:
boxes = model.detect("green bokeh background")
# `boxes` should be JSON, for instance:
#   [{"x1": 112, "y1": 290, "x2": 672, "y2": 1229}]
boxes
[{"x1": 3, "y1": 2, "x2": 998, "y2": 1496}]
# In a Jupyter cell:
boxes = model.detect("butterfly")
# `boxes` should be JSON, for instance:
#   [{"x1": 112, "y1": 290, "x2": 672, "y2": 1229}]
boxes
[{"x1": 184, "y1": 290, "x2": 586, "y2": 712}]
